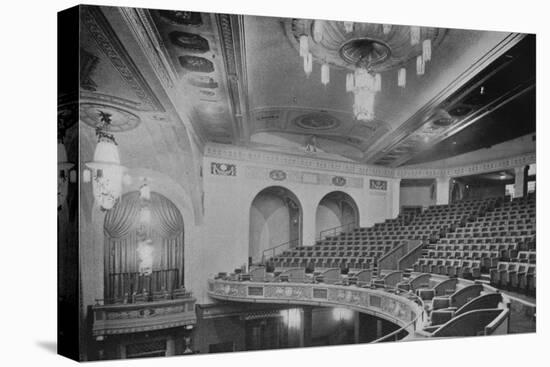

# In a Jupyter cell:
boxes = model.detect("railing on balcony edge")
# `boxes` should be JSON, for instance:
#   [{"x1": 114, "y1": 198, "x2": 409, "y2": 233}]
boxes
[
  {"x1": 261, "y1": 238, "x2": 300, "y2": 265},
  {"x1": 318, "y1": 221, "x2": 357, "y2": 241}
]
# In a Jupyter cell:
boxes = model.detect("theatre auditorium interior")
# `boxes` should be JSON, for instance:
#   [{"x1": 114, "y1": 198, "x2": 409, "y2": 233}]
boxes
[{"x1": 57, "y1": 5, "x2": 536, "y2": 361}]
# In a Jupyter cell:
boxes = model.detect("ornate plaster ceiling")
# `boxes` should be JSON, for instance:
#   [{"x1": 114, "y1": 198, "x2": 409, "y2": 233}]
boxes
[{"x1": 73, "y1": 6, "x2": 532, "y2": 168}]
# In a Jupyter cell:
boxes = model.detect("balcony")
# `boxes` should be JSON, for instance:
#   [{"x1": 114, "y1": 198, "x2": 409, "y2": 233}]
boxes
[
  {"x1": 91, "y1": 290, "x2": 197, "y2": 337},
  {"x1": 207, "y1": 278, "x2": 425, "y2": 335}
]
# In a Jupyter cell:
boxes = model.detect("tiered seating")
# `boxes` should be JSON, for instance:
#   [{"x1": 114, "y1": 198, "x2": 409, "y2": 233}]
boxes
[
  {"x1": 412, "y1": 194, "x2": 536, "y2": 295},
  {"x1": 269, "y1": 197, "x2": 495, "y2": 273},
  {"x1": 269, "y1": 211, "x2": 417, "y2": 271}
]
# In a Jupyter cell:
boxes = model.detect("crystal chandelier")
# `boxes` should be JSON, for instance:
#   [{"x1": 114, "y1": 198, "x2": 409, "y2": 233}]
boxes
[
  {"x1": 84, "y1": 111, "x2": 125, "y2": 211},
  {"x1": 297, "y1": 22, "x2": 434, "y2": 121}
]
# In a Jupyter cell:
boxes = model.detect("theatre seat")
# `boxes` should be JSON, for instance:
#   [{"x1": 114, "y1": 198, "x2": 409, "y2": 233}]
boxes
[
  {"x1": 432, "y1": 283, "x2": 483, "y2": 311},
  {"x1": 430, "y1": 292, "x2": 502, "y2": 326}
]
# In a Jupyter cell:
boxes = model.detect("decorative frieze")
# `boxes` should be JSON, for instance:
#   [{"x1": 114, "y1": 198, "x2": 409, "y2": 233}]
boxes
[
  {"x1": 369, "y1": 179, "x2": 388, "y2": 191},
  {"x1": 211, "y1": 162, "x2": 237, "y2": 176},
  {"x1": 92, "y1": 298, "x2": 197, "y2": 336},
  {"x1": 246, "y1": 166, "x2": 363, "y2": 188},
  {"x1": 207, "y1": 279, "x2": 422, "y2": 328},
  {"x1": 206, "y1": 144, "x2": 535, "y2": 181},
  {"x1": 205, "y1": 144, "x2": 395, "y2": 178}
]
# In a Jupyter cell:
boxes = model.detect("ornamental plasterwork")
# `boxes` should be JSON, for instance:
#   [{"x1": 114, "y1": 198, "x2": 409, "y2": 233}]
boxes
[
  {"x1": 81, "y1": 6, "x2": 166, "y2": 112},
  {"x1": 207, "y1": 280, "x2": 421, "y2": 328},
  {"x1": 206, "y1": 144, "x2": 534, "y2": 180},
  {"x1": 245, "y1": 166, "x2": 363, "y2": 188},
  {"x1": 206, "y1": 144, "x2": 394, "y2": 178}
]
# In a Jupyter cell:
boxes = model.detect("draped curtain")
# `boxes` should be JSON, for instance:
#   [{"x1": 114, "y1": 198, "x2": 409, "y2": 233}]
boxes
[{"x1": 104, "y1": 191, "x2": 184, "y2": 300}]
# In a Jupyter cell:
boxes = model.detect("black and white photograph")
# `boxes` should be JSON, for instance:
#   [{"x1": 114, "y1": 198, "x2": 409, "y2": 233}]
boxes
[
  {"x1": 55, "y1": 2, "x2": 540, "y2": 362},
  {"x1": 4, "y1": 0, "x2": 548, "y2": 366}
]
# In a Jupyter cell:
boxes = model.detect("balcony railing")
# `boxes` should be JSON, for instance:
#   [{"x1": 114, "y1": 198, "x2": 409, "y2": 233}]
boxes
[
  {"x1": 91, "y1": 289, "x2": 196, "y2": 337},
  {"x1": 107, "y1": 268, "x2": 181, "y2": 302},
  {"x1": 261, "y1": 238, "x2": 300, "y2": 264},
  {"x1": 318, "y1": 221, "x2": 357, "y2": 241},
  {"x1": 207, "y1": 278, "x2": 425, "y2": 336}
]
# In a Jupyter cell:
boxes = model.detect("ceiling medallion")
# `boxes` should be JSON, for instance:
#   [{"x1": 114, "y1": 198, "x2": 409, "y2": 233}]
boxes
[
  {"x1": 179, "y1": 55, "x2": 215, "y2": 73},
  {"x1": 80, "y1": 103, "x2": 141, "y2": 132},
  {"x1": 294, "y1": 112, "x2": 340, "y2": 130},
  {"x1": 339, "y1": 38, "x2": 391, "y2": 67},
  {"x1": 285, "y1": 19, "x2": 447, "y2": 121},
  {"x1": 169, "y1": 31, "x2": 210, "y2": 53},
  {"x1": 158, "y1": 10, "x2": 203, "y2": 26}
]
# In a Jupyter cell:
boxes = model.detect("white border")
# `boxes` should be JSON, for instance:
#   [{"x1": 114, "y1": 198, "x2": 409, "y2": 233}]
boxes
[{"x1": 3, "y1": 0, "x2": 547, "y2": 366}]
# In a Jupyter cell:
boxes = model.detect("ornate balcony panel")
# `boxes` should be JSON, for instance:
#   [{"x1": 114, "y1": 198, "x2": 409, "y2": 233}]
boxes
[
  {"x1": 92, "y1": 297, "x2": 197, "y2": 337},
  {"x1": 207, "y1": 279, "x2": 425, "y2": 332}
]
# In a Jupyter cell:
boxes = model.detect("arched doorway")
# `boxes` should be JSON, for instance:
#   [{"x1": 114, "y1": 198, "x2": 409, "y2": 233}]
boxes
[
  {"x1": 103, "y1": 191, "x2": 185, "y2": 302},
  {"x1": 315, "y1": 191, "x2": 359, "y2": 238},
  {"x1": 249, "y1": 186, "x2": 302, "y2": 264}
]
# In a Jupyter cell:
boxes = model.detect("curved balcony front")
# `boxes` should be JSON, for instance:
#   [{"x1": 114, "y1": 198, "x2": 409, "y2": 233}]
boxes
[{"x1": 207, "y1": 278, "x2": 426, "y2": 339}]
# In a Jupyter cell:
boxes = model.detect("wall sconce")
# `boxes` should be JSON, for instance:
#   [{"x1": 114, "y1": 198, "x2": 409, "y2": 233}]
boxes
[{"x1": 85, "y1": 112, "x2": 125, "y2": 211}]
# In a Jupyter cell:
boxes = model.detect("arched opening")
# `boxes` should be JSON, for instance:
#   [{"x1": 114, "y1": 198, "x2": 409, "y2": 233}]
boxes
[
  {"x1": 249, "y1": 186, "x2": 302, "y2": 264},
  {"x1": 315, "y1": 191, "x2": 359, "y2": 238},
  {"x1": 103, "y1": 191, "x2": 185, "y2": 302}
]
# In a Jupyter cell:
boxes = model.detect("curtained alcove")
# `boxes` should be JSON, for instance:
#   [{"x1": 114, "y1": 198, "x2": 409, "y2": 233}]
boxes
[{"x1": 104, "y1": 191, "x2": 185, "y2": 302}]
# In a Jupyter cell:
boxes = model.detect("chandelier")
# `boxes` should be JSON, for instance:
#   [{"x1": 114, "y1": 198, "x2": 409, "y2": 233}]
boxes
[
  {"x1": 137, "y1": 179, "x2": 153, "y2": 276},
  {"x1": 293, "y1": 21, "x2": 441, "y2": 121},
  {"x1": 83, "y1": 111, "x2": 125, "y2": 211}
]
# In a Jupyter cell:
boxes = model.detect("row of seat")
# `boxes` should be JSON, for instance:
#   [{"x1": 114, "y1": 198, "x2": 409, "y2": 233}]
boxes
[
  {"x1": 490, "y1": 262, "x2": 536, "y2": 294},
  {"x1": 413, "y1": 258, "x2": 482, "y2": 279}
]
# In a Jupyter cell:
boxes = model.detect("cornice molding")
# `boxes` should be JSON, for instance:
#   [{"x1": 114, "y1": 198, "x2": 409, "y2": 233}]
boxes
[
  {"x1": 396, "y1": 152, "x2": 536, "y2": 179},
  {"x1": 113, "y1": 6, "x2": 207, "y2": 148},
  {"x1": 205, "y1": 144, "x2": 396, "y2": 178},
  {"x1": 80, "y1": 6, "x2": 165, "y2": 112},
  {"x1": 117, "y1": 7, "x2": 178, "y2": 91},
  {"x1": 215, "y1": 14, "x2": 251, "y2": 145},
  {"x1": 205, "y1": 143, "x2": 535, "y2": 181}
]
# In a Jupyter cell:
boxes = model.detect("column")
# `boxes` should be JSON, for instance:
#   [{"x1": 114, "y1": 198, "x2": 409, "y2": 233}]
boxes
[
  {"x1": 353, "y1": 311, "x2": 360, "y2": 344},
  {"x1": 435, "y1": 176, "x2": 451, "y2": 205},
  {"x1": 514, "y1": 166, "x2": 527, "y2": 198},
  {"x1": 165, "y1": 338, "x2": 175, "y2": 356},
  {"x1": 302, "y1": 307, "x2": 312, "y2": 347},
  {"x1": 376, "y1": 319, "x2": 383, "y2": 339},
  {"x1": 389, "y1": 178, "x2": 402, "y2": 219},
  {"x1": 301, "y1": 203, "x2": 317, "y2": 246}
]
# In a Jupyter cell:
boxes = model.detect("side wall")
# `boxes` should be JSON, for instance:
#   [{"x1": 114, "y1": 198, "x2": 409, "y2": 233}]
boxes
[{"x1": 199, "y1": 155, "x2": 398, "y2": 302}]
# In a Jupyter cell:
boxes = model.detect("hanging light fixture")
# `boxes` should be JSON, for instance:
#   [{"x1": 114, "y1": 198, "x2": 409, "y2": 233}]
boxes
[
  {"x1": 304, "y1": 52, "x2": 313, "y2": 77},
  {"x1": 343, "y1": 21, "x2": 354, "y2": 33},
  {"x1": 85, "y1": 111, "x2": 125, "y2": 211},
  {"x1": 340, "y1": 36, "x2": 392, "y2": 121},
  {"x1": 299, "y1": 34, "x2": 309, "y2": 57},
  {"x1": 416, "y1": 55, "x2": 425, "y2": 75},
  {"x1": 410, "y1": 26, "x2": 421, "y2": 45},
  {"x1": 422, "y1": 39, "x2": 432, "y2": 62},
  {"x1": 351, "y1": 68, "x2": 378, "y2": 121},
  {"x1": 312, "y1": 20, "x2": 324, "y2": 43},
  {"x1": 140, "y1": 179, "x2": 151, "y2": 200},
  {"x1": 345, "y1": 72, "x2": 354, "y2": 92},
  {"x1": 398, "y1": 67, "x2": 407, "y2": 87},
  {"x1": 321, "y1": 62, "x2": 330, "y2": 85},
  {"x1": 58, "y1": 137, "x2": 74, "y2": 210}
]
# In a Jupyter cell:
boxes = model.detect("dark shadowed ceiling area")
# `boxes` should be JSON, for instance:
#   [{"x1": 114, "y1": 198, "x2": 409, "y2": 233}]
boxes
[{"x1": 401, "y1": 35, "x2": 536, "y2": 166}]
